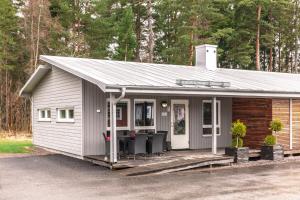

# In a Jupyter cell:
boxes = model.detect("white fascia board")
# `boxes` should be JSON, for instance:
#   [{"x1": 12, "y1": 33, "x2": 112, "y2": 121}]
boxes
[
  {"x1": 105, "y1": 87, "x2": 300, "y2": 98},
  {"x1": 40, "y1": 55, "x2": 107, "y2": 92},
  {"x1": 19, "y1": 65, "x2": 51, "y2": 96}
]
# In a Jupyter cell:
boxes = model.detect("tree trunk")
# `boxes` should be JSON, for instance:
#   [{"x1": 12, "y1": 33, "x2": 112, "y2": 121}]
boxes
[
  {"x1": 188, "y1": 18, "x2": 196, "y2": 66},
  {"x1": 134, "y1": 1, "x2": 141, "y2": 62},
  {"x1": 293, "y1": 0, "x2": 299, "y2": 73},
  {"x1": 30, "y1": 1, "x2": 35, "y2": 71},
  {"x1": 256, "y1": 4, "x2": 262, "y2": 71},
  {"x1": 147, "y1": 0, "x2": 154, "y2": 63},
  {"x1": 125, "y1": 44, "x2": 128, "y2": 61},
  {"x1": 5, "y1": 69, "x2": 9, "y2": 131},
  {"x1": 188, "y1": 31, "x2": 194, "y2": 66},
  {"x1": 34, "y1": 0, "x2": 43, "y2": 70},
  {"x1": 278, "y1": 33, "x2": 282, "y2": 72},
  {"x1": 269, "y1": 6, "x2": 273, "y2": 72},
  {"x1": 269, "y1": 48, "x2": 273, "y2": 72}
]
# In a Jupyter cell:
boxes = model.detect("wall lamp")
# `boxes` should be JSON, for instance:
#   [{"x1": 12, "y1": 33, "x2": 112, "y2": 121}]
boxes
[{"x1": 161, "y1": 101, "x2": 168, "y2": 108}]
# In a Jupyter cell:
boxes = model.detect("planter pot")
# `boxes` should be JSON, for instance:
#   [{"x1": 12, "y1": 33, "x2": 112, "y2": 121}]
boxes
[
  {"x1": 261, "y1": 144, "x2": 284, "y2": 161},
  {"x1": 225, "y1": 147, "x2": 249, "y2": 163}
]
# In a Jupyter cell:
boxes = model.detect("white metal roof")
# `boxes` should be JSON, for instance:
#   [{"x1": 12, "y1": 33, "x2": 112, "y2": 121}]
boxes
[{"x1": 20, "y1": 55, "x2": 300, "y2": 98}]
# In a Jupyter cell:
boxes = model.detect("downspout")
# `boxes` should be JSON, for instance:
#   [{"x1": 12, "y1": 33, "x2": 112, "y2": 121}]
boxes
[
  {"x1": 110, "y1": 87, "x2": 126, "y2": 164},
  {"x1": 115, "y1": 87, "x2": 126, "y2": 103}
]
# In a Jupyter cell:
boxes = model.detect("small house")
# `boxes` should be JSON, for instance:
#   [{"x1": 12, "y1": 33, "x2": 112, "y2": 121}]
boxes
[{"x1": 20, "y1": 45, "x2": 300, "y2": 163}]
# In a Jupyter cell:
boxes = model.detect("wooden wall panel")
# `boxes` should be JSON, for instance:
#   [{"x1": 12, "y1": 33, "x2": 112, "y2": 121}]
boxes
[
  {"x1": 272, "y1": 99, "x2": 290, "y2": 150},
  {"x1": 232, "y1": 98, "x2": 272, "y2": 149},
  {"x1": 292, "y1": 100, "x2": 300, "y2": 149}
]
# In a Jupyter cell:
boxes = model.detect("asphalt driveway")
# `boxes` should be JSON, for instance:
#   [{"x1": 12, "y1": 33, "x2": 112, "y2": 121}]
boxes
[{"x1": 1, "y1": 154, "x2": 300, "y2": 200}]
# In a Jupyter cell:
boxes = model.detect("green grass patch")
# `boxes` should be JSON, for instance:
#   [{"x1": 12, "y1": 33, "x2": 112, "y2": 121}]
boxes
[{"x1": 0, "y1": 139, "x2": 33, "y2": 153}]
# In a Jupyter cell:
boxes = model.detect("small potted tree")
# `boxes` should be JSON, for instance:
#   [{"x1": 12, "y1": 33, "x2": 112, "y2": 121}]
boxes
[
  {"x1": 261, "y1": 119, "x2": 284, "y2": 160},
  {"x1": 225, "y1": 120, "x2": 249, "y2": 163}
]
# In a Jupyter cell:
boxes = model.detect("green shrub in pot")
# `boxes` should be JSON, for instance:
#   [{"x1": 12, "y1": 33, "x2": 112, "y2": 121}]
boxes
[
  {"x1": 225, "y1": 120, "x2": 249, "y2": 163},
  {"x1": 261, "y1": 119, "x2": 284, "y2": 160},
  {"x1": 264, "y1": 135, "x2": 276, "y2": 146},
  {"x1": 231, "y1": 120, "x2": 247, "y2": 148}
]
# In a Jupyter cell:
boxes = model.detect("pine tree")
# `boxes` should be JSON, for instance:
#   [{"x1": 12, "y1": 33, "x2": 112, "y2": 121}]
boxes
[{"x1": 114, "y1": 7, "x2": 137, "y2": 61}]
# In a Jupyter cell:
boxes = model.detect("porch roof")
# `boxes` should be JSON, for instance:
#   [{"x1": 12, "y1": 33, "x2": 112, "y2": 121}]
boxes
[{"x1": 20, "y1": 55, "x2": 300, "y2": 97}]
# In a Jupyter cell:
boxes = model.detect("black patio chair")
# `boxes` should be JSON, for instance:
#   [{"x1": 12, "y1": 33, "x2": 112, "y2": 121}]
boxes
[
  {"x1": 127, "y1": 134, "x2": 148, "y2": 160},
  {"x1": 147, "y1": 133, "x2": 164, "y2": 155}
]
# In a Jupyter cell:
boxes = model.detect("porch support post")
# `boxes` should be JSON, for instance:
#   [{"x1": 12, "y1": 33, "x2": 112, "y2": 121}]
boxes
[
  {"x1": 212, "y1": 97, "x2": 217, "y2": 154},
  {"x1": 290, "y1": 98, "x2": 293, "y2": 150},
  {"x1": 109, "y1": 93, "x2": 117, "y2": 163}
]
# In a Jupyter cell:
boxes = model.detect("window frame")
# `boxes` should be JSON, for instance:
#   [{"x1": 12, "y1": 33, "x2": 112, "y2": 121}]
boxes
[
  {"x1": 56, "y1": 108, "x2": 75, "y2": 123},
  {"x1": 38, "y1": 108, "x2": 51, "y2": 122},
  {"x1": 202, "y1": 100, "x2": 221, "y2": 137},
  {"x1": 134, "y1": 99, "x2": 156, "y2": 130},
  {"x1": 116, "y1": 107, "x2": 122, "y2": 120},
  {"x1": 106, "y1": 98, "x2": 131, "y2": 131}
]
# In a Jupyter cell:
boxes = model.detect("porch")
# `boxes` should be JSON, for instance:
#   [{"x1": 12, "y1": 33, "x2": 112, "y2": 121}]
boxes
[
  {"x1": 103, "y1": 94, "x2": 231, "y2": 164},
  {"x1": 84, "y1": 149, "x2": 234, "y2": 175}
]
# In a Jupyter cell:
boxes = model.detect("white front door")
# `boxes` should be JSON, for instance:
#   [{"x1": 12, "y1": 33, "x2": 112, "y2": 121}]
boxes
[{"x1": 171, "y1": 100, "x2": 189, "y2": 149}]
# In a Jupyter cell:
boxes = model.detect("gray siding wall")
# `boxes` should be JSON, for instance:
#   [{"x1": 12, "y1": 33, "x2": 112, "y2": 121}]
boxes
[
  {"x1": 82, "y1": 80, "x2": 106, "y2": 155},
  {"x1": 32, "y1": 66, "x2": 83, "y2": 156},
  {"x1": 189, "y1": 97, "x2": 232, "y2": 149},
  {"x1": 82, "y1": 83, "x2": 232, "y2": 155}
]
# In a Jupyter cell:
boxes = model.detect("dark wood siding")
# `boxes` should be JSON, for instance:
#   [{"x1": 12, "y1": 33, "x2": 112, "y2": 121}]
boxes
[{"x1": 232, "y1": 98, "x2": 272, "y2": 149}]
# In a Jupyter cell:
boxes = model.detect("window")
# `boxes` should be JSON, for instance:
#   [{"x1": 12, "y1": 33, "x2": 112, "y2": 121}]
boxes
[
  {"x1": 116, "y1": 107, "x2": 122, "y2": 120},
  {"x1": 134, "y1": 99, "x2": 156, "y2": 130},
  {"x1": 38, "y1": 109, "x2": 51, "y2": 121},
  {"x1": 202, "y1": 100, "x2": 221, "y2": 136},
  {"x1": 106, "y1": 99, "x2": 130, "y2": 130},
  {"x1": 57, "y1": 108, "x2": 75, "y2": 122}
]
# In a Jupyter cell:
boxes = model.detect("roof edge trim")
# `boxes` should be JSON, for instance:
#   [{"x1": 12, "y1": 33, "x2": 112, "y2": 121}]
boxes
[
  {"x1": 106, "y1": 87, "x2": 300, "y2": 98},
  {"x1": 19, "y1": 65, "x2": 52, "y2": 96},
  {"x1": 40, "y1": 55, "x2": 107, "y2": 92}
]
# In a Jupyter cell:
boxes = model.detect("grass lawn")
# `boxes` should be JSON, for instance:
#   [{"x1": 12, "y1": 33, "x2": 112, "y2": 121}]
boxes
[{"x1": 0, "y1": 139, "x2": 33, "y2": 153}]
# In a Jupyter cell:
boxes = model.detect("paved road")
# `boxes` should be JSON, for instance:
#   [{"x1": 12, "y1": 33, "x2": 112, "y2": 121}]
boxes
[{"x1": 1, "y1": 154, "x2": 300, "y2": 200}]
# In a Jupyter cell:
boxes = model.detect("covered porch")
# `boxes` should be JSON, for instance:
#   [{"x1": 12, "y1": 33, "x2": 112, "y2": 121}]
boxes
[{"x1": 104, "y1": 92, "x2": 231, "y2": 164}]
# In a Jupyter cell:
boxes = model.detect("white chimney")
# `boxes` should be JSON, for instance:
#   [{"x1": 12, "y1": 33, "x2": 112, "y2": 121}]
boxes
[{"x1": 195, "y1": 44, "x2": 217, "y2": 71}]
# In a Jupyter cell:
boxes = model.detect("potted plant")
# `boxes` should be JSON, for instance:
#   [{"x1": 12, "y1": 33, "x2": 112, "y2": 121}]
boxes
[
  {"x1": 261, "y1": 119, "x2": 284, "y2": 161},
  {"x1": 225, "y1": 120, "x2": 249, "y2": 163}
]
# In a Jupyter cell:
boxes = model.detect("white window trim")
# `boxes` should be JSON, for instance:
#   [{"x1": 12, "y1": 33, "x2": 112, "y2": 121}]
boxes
[
  {"x1": 106, "y1": 98, "x2": 131, "y2": 131},
  {"x1": 38, "y1": 108, "x2": 51, "y2": 122},
  {"x1": 134, "y1": 99, "x2": 156, "y2": 130},
  {"x1": 57, "y1": 108, "x2": 75, "y2": 123},
  {"x1": 202, "y1": 100, "x2": 221, "y2": 137}
]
